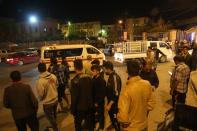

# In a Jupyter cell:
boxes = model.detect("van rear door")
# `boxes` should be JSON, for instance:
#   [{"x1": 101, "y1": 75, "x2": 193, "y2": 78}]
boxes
[{"x1": 158, "y1": 42, "x2": 173, "y2": 60}]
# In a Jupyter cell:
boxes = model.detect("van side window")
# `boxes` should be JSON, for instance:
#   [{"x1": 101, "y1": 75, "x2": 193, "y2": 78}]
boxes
[
  {"x1": 159, "y1": 42, "x2": 166, "y2": 48},
  {"x1": 44, "y1": 48, "x2": 83, "y2": 58},
  {"x1": 87, "y1": 47, "x2": 100, "y2": 54}
]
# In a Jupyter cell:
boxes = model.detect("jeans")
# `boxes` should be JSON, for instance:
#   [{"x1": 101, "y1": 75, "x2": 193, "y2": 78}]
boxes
[
  {"x1": 43, "y1": 102, "x2": 58, "y2": 131},
  {"x1": 172, "y1": 91, "x2": 186, "y2": 108},
  {"x1": 14, "y1": 113, "x2": 39, "y2": 131}
]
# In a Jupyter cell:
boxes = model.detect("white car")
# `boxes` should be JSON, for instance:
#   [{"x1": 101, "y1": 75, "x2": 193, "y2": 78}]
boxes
[
  {"x1": 25, "y1": 48, "x2": 39, "y2": 55},
  {"x1": 103, "y1": 44, "x2": 115, "y2": 56}
]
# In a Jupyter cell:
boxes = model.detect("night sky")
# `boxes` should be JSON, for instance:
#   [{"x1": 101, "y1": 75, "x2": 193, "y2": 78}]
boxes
[{"x1": 0, "y1": 0, "x2": 196, "y2": 23}]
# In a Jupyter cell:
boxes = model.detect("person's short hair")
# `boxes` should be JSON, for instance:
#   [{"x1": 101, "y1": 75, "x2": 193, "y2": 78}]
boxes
[
  {"x1": 183, "y1": 46, "x2": 189, "y2": 50},
  {"x1": 173, "y1": 55, "x2": 185, "y2": 62},
  {"x1": 148, "y1": 46, "x2": 152, "y2": 50},
  {"x1": 91, "y1": 64, "x2": 101, "y2": 72},
  {"x1": 50, "y1": 57, "x2": 57, "y2": 65},
  {"x1": 38, "y1": 63, "x2": 47, "y2": 72},
  {"x1": 126, "y1": 59, "x2": 140, "y2": 76},
  {"x1": 74, "y1": 59, "x2": 83, "y2": 71},
  {"x1": 103, "y1": 61, "x2": 113, "y2": 70},
  {"x1": 91, "y1": 59, "x2": 100, "y2": 65},
  {"x1": 10, "y1": 71, "x2": 21, "y2": 81}
]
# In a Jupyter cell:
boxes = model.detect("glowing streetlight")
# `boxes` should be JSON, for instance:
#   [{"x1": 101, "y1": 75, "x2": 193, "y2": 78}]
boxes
[
  {"x1": 118, "y1": 20, "x2": 123, "y2": 24},
  {"x1": 118, "y1": 20, "x2": 124, "y2": 41},
  {"x1": 99, "y1": 29, "x2": 107, "y2": 37},
  {"x1": 68, "y1": 21, "x2": 71, "y2": 26},
  {"x1": 29, "y1": 15, "x2": 37, "y2": 24},
  {"x1": 100, "y1": 29, "x2": 106, "y2": 34}
]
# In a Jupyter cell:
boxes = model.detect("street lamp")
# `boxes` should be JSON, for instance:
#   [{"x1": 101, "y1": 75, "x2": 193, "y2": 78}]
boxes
[
  {"x1": 68, "y1": 21, "x2": 71, "y2": 26},
  {"x1": 118, "y1": 20, "x2": 123, "y2": 41},
  {"x1": 118, "y1": 20, "x2": 123, "y2": 24},
  {"x1": 29, "y1": 15, "x2": 38, "y2": 24},
  {"x1": 67, "y1": 21, "x2": 72, "y2": 43},
  {"x1": 28, "y1": 15, "x2": 38, "y2": 47},
  {"x1": 99, "y1": 29, "x2": 106, "y2": 37}
]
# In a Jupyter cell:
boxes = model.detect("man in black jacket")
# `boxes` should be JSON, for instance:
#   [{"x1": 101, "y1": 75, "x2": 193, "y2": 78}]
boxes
[
  {"x1": 181, "y1": 47, "x2": 193, "y2": 71},
  {"x1": 104, "y1": 61, "x2": 121, "y2": 131},
  {"x1": 140, "y1": 61, "x2": 159, "y2": 89},
  {"x1": 71, "y1": 59, "x2": 94, "y2": 131},
  {"x1": 91, "y1": 64, "x2": 106, "y2": 130},
  {"x1": 3, "y1": 71, "x2": 39, "y2": 131},
  {"x1": 152, "y1": 45, "x2": 166, "y2": 70}
]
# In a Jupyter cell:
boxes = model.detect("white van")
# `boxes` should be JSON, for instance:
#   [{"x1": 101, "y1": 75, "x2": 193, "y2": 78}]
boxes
[{"x1": 40, "y1": 44, "x2": 105, "y2": 71}]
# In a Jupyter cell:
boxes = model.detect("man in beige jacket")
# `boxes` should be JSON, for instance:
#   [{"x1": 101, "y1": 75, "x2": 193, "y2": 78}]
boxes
[
  {"x1": 36, "y1": 63, "x2": 58, "y2": 131},
  {"x1": 117, "y1": 60, "x2": 155, "y2": 131}
]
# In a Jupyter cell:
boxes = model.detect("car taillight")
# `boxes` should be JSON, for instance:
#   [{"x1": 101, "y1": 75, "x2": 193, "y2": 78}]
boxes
[{"x1": 7, "y1": 58, "x2": 13, "y2": 61}]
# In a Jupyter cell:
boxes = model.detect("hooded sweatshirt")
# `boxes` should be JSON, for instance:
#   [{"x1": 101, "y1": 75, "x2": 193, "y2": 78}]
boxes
[{"x1": 36, "y1": 71, "x2": 58, "y2": 105}]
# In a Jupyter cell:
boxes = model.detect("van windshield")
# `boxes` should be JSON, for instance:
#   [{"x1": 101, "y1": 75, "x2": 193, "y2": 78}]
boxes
[{"x1": 44, "y1": 48, "x2": 83, "y2": 58}]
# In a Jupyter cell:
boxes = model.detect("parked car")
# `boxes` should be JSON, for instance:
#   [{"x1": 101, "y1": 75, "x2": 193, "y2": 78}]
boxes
[
  {"x1": 6, "y1": 51, "x2": 39, "y2": 65},
  {"x1": 25, "y1": 48, "x2": 40, "y2": 55},
  {"x1": 103, "y1": 44, "x2": 115, "y2": 56}
]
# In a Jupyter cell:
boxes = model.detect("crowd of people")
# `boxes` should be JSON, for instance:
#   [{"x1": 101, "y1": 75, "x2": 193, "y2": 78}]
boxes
[{"x1": 3, "y1": 42, "x2": 197, "y2": 131}]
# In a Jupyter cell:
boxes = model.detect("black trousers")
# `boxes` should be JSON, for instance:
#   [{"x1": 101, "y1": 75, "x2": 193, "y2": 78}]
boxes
[
  {"x1": 14, "y1": 113, "x2": 39, "y2": 131},
  {"x1": 172, "y1": 91, "x2": 186, "y2": 108},
  {"x1": 74, "y1": 110, "x2": 94, "y2": 131},
  {"x1": 58, "y1": 84, "x2": 66, "y2": 102},
  {"x1": 95, "y1": 103, "x2": 105, "y2": 129},
  {"x1": 108, "y1": 104, "x2": 120, "y2": 131}
]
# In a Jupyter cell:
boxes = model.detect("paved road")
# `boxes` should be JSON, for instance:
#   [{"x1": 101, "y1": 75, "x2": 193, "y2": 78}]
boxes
[{"x1": 0, "y1": 58, "x2": 196, "y2": 131}]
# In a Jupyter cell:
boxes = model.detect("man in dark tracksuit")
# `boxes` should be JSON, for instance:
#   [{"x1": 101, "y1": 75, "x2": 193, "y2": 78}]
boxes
[
  {"x1": 104, "y1": 61, "x2": 122, "y2": 131},
  {"x1": 91, "y1": 65, "x2": 106, "y2": 130},
  {"x1": 71, "y1": 59, "x2": 94, "y2": 131}
]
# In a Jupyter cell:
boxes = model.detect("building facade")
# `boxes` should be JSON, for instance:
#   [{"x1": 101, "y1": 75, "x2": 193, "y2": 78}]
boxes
[
  {"x1": 15, "y1": 18, "x2": 61, "y2": 42},
  {"x1": 0, "y1": 17, "x2": 16, "y2": 42},
  {"x1": 121, "y1": 17, "x2": 150, "y2": 41},
  {"x1": 61, "y1": 21, "x2": 101, "y2": 39}
]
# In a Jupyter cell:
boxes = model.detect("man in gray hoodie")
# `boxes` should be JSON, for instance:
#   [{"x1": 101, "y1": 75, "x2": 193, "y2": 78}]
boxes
[{"x1": 36, "y1": 63, "x2": 58, "y2": 131}]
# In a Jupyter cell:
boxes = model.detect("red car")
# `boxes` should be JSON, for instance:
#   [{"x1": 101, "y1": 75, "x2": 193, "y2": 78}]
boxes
[{"x1": 6, "y1": 51, "x2": 38, "y2": 65}]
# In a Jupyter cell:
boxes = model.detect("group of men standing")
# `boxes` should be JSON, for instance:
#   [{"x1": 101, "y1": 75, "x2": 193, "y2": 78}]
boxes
[
  {"x1": 170, "y1": 44, "x2": 197, "y2": 108},
  {"x1": 70, "y1": 59, "x2": 122, "y2": 131},
  {"x1": 70, "y1": 59, "x2": 155, "y2": 131},
  {"x1": 3, "y1": 56, "x2": 156, "y2": 131}
]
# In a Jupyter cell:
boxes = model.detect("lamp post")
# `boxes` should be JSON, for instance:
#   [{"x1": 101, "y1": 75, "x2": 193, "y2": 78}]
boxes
[
  {"x1": 67, "y1": 21, "x2": 71, "y2": 43},
  {"x1": 28, "y1": 15, "x2": 38, "y2": 47},
  {"x1": 118, "y1": 20, "x2": 123, "y2": 41}
]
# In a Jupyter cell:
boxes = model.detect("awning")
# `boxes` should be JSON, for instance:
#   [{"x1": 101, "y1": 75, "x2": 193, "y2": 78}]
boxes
[{"x1": 186, "y1": 26, "x2": 197, "y2": 33}]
